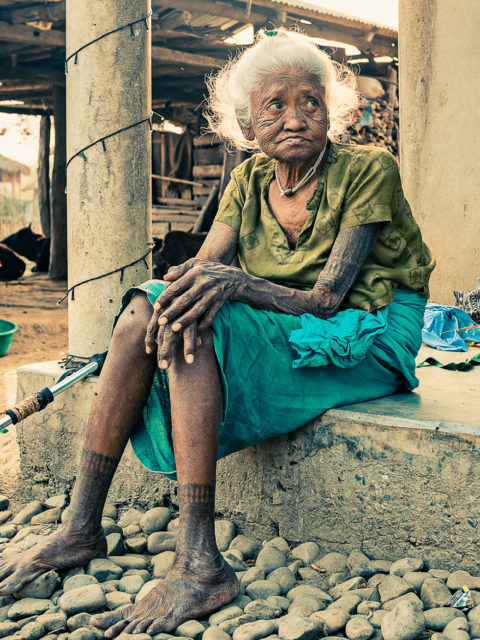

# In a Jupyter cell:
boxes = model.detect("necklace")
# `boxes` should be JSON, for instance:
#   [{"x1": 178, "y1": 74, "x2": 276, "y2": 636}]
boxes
[{"x1": 275, "y1": 146, "x2": 326, "y2": 197}]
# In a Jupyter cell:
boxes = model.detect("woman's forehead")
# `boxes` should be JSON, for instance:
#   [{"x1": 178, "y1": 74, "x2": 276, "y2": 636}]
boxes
[{"x1": 252, "y1": 72, "x2": 325, "y2": 103}]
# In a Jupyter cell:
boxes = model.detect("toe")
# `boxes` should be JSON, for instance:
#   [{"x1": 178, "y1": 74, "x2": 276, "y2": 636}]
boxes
[
  {"x1": 90, "y1": 606, "x2": 129, "y2": 629},
  {"x1": 0, "y1": 564, "x2": 14, "y2": 587},
  {"x1": 122, "y1": 618, "x2": 142, "y2": 634},
  {"x1": 104, "y1": 619, "x2": 130, "y2": 638},
  {"x1": 0, "y1": 570, "x2": 26, "y2": 596},
  {"x1": 146, "y1": 619, "x2": 169, "y2": 635},
  {"x1": 131, "y1": 618, "x2": 154, "y2": 634}
]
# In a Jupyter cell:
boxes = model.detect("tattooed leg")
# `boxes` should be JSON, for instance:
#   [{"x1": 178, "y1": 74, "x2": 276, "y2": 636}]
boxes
[
  {"x1": 91, "y1": 329, "x2": 239, "y2": 637},
  {"x1": 0, "y1": 293, "x2": 157, "y2": 595}
]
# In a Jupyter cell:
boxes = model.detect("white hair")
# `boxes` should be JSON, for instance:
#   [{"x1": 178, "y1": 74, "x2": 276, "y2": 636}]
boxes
[{"x1": 204, "y1": 28, "x2": 359, "y2": 150}]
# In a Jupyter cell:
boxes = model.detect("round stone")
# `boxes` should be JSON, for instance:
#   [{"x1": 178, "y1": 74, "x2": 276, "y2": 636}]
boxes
[
  {"x1": 229, "y1": 535, "x2": 261, "y2": 559},
  {"x1": 118, "y1": 574, "x2": 146, "y2": 595},
  {"x1": 139, "y1": 507, "x2": 171, "y2": 535},
  {"x1": 147, "y1": 531, "x2": 177, "y2": 554},
  {"x1": 291, "y1": 542, "x2": 321, "y2": 565},
  {"x1": 310, "y1": 608, "x2": 350, "y2": 634},
  {"x1": 389, "y1": 557, "x2": 424, "y2": 577},
  {"x1": 152, "y1": 551, "x2": 174, "y2": 579},
  {"x1": 64, "y1": 574, "x2": 99, "y2": 592},
  {"x1": 345, "y1": 617, "x2": 374, "y2": 640},
  {"x1": 381, "y1": 601, "x2": 425, "y2": 640},
  {"x1": 103, "y1": 503, "x2": 118, "y2": 520},
  {"x1": 241, "y1": 567, "x2": 266, "y2": 588},
  {"x1": 58, "y1": 583, "x2": 107, "y2": 615},
  {"x1": 255, "y1": 547, "x2": 287, "y2": 575},
  {"x1": 125, "y1": 536, "x2": 147, "y2": 553},
  {"x1": 245, "y1": 580, "x2": 281, "y2": 600},
  {"x1": 15, "y1": 570, "x2": 61, "y2": 599},
  {"x1": 8, "y1": 598, "x2": 53, "y2": 620},
  {"x1": 266, "y1": 567, "x2": 296, "y2": 594},
  {"x1": 215, "y1": 520, "x2": 236, "y2": 552},
  {"x1": 86, "y1": 558, "x2": 123, "y2": 581},
  {"x1": 315, "y1": 552, "x2": 348, "y2": 573},
  {"x1": 105, "y1": 590, "x2": 134, "y2": 609},
  {"x1": 106, "y1": 532, "x2": 125, "y2": 556},
  {"x1": 117, "y1": 508, "x2": 144, "y2": 529}
]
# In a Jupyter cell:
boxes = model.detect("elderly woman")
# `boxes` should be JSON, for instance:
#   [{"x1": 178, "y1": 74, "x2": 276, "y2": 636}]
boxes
[{"x1": 0, "y1": 29, "x2": 434, "y2": 636}]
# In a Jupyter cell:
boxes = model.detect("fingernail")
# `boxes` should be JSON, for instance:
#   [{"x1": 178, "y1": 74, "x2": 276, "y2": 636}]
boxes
[
  {"x1": 196, "y1": 337, "x2": 202, "y2": 346},
  {"x1": 186, "y1": 354, "x2": 194, "y2": 364},
  {"x1": 146, "y1": 347, "x2": 153, "y2": 354},
  {"x1": 160, "y1": 360, "x2": 168, "y2": 369},
  {"x1": 172, "y1": 322, "x2": 181, "y2": 331},
  {"x1": 158, "y1": 317, "x2": 167, "y2": 326},
  {"x1": 153, "y1": 303, "x2": 161, "y2": 310}
]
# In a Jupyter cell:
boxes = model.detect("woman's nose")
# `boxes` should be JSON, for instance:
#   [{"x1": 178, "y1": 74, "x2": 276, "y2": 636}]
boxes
[{"x1": 283, "y1": 109, "x2": 306, "y2": 131}]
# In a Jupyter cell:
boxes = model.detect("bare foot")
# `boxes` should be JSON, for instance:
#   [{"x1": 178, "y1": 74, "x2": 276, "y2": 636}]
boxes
[
  {"x1": 0, "y1": 526, "x2": 106, "y2": 595},
  {"x1": 90, "y1": 555, "x2": 240, "y2": 637}
]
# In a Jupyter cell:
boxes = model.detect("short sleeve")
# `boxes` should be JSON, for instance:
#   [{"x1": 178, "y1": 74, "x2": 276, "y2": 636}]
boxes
[
  {"x1": 340, "y1": 150, "x2": 399, "y2": 230},
  {"x1": 214, "y1": 172, "x2": 244, "y2": 233}
]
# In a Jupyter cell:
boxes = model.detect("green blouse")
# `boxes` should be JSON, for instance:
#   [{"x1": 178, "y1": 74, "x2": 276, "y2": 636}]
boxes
[{"x1": 214, "y1": 142, "x2": 435, "y2": 312}]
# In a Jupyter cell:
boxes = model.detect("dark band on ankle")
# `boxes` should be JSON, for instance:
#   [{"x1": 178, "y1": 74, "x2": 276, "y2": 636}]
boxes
[
  {"x1": 178, "y1": 484, "x2": 215, "y2": 505},
  {"x1": 82, "y1": 448, "x2": 118, "y2": 476}
]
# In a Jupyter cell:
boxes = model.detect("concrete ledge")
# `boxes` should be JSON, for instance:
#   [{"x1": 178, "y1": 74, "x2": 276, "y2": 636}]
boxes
[{"x1": 16, "y1": 356, "x2": 480, "y2": 572}]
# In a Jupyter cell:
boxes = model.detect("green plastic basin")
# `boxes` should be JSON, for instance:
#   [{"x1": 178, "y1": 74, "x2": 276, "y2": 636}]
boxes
[{"x1": 0, "y1": 319, "x2": 18, "y2": 356}]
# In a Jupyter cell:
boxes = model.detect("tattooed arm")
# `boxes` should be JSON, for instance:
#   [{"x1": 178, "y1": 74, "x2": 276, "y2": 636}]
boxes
[
  {"x1": 154, "y1": 222, "x2": 383, "y2": 336},
  {"x1": 236, "y1": 222, "x2": 383, "y2": 318}
]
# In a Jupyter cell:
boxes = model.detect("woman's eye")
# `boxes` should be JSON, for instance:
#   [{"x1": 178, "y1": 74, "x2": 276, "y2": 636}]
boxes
[
  {"x1": 306, "y1": 98, "x2": 318, "y2": 107},
  {"x1": 269, "y1": 102, "x2": 282, "y2": 110}
]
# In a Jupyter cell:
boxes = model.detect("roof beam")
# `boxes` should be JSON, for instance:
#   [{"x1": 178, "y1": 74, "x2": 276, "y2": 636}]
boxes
[
  {"x1": 0, "y1": 87, "x2": 52, "y2": 100},
  {"x1": 0, "y1": 63, "x2": 64, "y2": 85},
  {"x1": 153, "y1": 0, "x2": 271, "y2": 25},
  {"x1": 152, "y1": 45, "x2": 223, "y2": 68},
  {"x1": 0, "y1": 20, "x2": 65, "y2": 47},
  {"x1": 0, "y1": 2, "x2": 65, "y2": 24},
  {"x1": 0, "y1": 104, "x2": 51, "y2": 115}
]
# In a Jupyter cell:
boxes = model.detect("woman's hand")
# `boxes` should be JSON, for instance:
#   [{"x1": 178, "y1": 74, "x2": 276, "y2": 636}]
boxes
[
  {"x1": 154, "y1": 258, "x2": 242, "y2": 332},
  {"x1": 144, "y1": 258, "x2": 241, "y2": 368},
  {"x1": 145, "y1": 304, "x2": 200, "y2": 369}
]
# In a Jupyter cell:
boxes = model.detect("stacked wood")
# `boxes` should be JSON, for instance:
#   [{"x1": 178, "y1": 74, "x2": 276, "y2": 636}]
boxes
[
  {"x1": 341, "y1": 97, "x2": 399, "y2": 157},
  {"x1": 192, "y1": 134, "x2": 223, "y2": 207}
]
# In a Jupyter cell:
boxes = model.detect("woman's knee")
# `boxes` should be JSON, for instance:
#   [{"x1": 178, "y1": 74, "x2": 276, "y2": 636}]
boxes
[{"x1": 112, "y1": 293, "x2": 152, "y2": 345}]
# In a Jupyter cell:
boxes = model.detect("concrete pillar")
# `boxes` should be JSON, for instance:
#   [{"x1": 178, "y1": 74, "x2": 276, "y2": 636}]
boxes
[
  {"x1": 66, "y1": 0, "x2": 152, "y2": 356},
  {"x1": 399, "y1": 0, "x2": 480, "y2": 304}
]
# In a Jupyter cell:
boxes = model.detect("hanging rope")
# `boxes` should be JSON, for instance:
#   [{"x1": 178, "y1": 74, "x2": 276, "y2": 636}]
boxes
[
  {"x1": 57, "y1": 246, "x2": 155, "y2": 305},
  {"x1": 65, "y1": 11, "x2": 152, "y2": 72}
]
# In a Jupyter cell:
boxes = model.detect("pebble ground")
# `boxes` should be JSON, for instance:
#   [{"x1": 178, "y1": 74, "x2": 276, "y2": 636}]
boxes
[{"x1": 0, "y1": 494, "x2": 479, "y2": 640}]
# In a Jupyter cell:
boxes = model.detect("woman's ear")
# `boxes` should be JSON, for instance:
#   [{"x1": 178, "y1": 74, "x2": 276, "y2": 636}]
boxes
[{"x1": 239, "y1": 121, "x2": 255, "y2": 141}]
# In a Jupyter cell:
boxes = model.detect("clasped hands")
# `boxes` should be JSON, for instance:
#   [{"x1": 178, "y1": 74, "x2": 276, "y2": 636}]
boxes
[{"x1": 145, "y1": 258, "x2": 240, "y2": 368}]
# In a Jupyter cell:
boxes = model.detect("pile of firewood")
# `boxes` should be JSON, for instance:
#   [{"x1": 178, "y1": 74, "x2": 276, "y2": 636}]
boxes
[{"x1": 341, "y1": 98, "x2": 399, "y2": 157}]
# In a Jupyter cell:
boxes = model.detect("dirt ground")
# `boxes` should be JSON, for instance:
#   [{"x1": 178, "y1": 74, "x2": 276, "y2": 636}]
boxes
[{"x1": 0, "y1": 272, "x2": 68, "y2": 499}]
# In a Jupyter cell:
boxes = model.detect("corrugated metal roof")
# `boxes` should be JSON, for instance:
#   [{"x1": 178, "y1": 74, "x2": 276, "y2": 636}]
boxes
[{"x1": 264, "y1": 0, "x2": 397, "y2": 37}]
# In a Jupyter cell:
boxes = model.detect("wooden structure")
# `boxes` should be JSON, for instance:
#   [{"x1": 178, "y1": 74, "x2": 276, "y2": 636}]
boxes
[
  {"x1": 0, "y1": 153, "x2": 29, "y2": 199},
  {"x1": 0, "y1": 0, "x2": 398, "y2": 271}
]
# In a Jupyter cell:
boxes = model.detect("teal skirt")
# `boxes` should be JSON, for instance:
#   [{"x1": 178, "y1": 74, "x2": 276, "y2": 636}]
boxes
[{"x1": 116, "y1": 283, "x2": 426, "y2": 478}]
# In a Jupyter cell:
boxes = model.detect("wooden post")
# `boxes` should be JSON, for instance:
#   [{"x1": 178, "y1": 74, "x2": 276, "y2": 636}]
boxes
[
  {"x1": 49, "y1": 85, "x2": 67, "y2": 279},
  {"x1": 386, "y1": 65, "x2": 398, "y2": 109},
  {"x1": 37, "y1": 114, "x2": 51, "y2": 238}
]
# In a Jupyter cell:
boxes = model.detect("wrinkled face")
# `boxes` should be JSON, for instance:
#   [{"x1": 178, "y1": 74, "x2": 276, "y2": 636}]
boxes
[{"x1": 243, "y1": 67, "x2": 329, "y2": 163}]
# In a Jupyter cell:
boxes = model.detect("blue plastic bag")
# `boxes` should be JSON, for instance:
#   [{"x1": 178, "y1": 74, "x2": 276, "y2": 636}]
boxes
[{"x1": 422, "y1": 303, "x2": 480, "y2": 351}]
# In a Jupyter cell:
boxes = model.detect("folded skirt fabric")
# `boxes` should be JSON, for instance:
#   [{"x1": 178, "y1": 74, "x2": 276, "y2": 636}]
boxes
[{"x1": 114, "y1": 283, "x2": 426, "y2": 478}]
